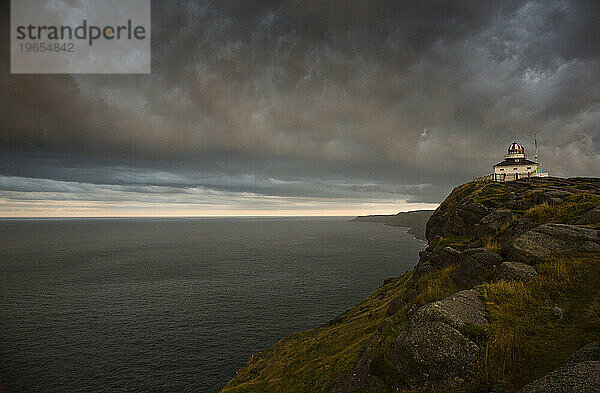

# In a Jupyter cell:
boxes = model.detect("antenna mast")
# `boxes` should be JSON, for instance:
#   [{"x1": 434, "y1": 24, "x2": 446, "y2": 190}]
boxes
[{"x1": 534, "y1": 133, "x2": 541, "y2": 174}]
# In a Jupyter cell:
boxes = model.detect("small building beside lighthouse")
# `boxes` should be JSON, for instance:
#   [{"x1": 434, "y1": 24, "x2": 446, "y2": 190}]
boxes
[{"x1": 476, "y1": 141, "x2": 549, "y2": 182}]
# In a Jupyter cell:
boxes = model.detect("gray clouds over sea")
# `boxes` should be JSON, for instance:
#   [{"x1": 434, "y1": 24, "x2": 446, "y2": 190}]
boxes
[{"x1": 1, "y1": 0, "x2": 598, "y2": 215}]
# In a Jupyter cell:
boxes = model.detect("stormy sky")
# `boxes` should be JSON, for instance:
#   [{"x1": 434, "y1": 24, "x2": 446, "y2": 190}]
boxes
[{"x1": 1, "y1": 0, "x2": 599, "y2": 216}]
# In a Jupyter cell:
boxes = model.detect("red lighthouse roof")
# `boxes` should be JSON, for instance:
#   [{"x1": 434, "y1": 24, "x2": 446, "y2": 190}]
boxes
[
  {"x1": 505, "y1": 141, "x2": 526, "y2": 158},
  {"x1": 508, "y1": 141, "x2": 524, "y2": 155}
]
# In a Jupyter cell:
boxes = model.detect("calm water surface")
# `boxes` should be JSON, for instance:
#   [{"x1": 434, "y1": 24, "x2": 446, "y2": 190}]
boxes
[{"x1": 0, "y1": 217, "x2": 425, "y2": 392}]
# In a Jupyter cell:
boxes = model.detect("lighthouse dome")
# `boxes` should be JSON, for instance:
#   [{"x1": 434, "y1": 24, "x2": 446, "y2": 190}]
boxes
[{"x1": 506, "y1": 141, "x2": 525, "y2": 158}]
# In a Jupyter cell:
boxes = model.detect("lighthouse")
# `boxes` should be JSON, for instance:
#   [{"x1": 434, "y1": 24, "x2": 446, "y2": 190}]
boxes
[{"x1": 475, "y1": 140, "x2": 549, "y2": 182}]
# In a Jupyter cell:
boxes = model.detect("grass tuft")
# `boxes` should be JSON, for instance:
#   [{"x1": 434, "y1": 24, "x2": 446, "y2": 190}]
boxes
[{"x1": 413, "y1": 266, "x2": 458, "y2": 306}]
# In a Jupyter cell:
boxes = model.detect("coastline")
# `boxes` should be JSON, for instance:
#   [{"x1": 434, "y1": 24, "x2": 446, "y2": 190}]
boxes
[{"x1": 351, "y1": 210, "x2": 435, "y2": 241}]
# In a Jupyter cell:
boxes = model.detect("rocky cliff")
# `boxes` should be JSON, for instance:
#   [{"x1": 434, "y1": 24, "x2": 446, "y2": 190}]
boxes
[
  {"x1": 352, "y1": 210, "x2": 434, "y2": 240},
  {"x1": 220, "y1": 177, "x2": 600, "y2": 393}
]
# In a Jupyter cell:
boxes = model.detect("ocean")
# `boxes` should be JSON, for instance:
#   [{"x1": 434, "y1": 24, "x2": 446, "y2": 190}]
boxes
[{"x1": 0, "y1": 217, "x2": 425, "y2": 393}]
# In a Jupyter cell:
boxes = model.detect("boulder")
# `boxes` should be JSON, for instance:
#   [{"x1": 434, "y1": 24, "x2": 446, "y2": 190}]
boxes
[
  {"x1": 441, "y1": 212, "x2": 467, "y2": 236},
  {"x1": 413, "y1": 263, "x2": 437, "y2": 281},
  {"x1": 413, "y1": 251, "x2": 443, "y2": 280},
  {"x1": 386, "y1": 293, "x2": 407, "y2": 317},
  {"x1": 516, "y1": 361, "x2": 600, "y2": 393},
  {"x1": 427, "y1": 201, "x2": 490, "y2": 239},
  {"x1": 452, "y1": 251, "x2": 503, "y2": 288},
  {"x1": 463, "y1": 247, "x2": 486, "y2": 255},
  {"x1": 493, "y1": 262, "x2": 538, "y2": 283},
  {"x1": 440, "y1": 247, "x2": 462, "y2": 266},
  {"x1": 411, "y1": 290, "x2": 487, "y2": 330},
  {"x1": 333, "y1": 334, "x2": 387, "y2": 393},
  {"x1": 517, "y1": 341, "x2": 600, "y2": 392},
  {"x1": 576, "y1": 207, "x2": 600, "y2": 225},
  {"x1": 504, "y1": 224, "x2": 600, "y2": 264},
  {"x1": 505, "y1": 199, "x2": 533, "y2": 211},
  {"x1": 394, "y1": 321, "x2": 478, "y2": 389},
  {"x1": 550, "y1": 306, "x2": 565, "y2": 320},
  {"x1": 461, "y1": 202, "x2": 491, "y2": 223},
  {"x1": 477, "y1": 209, "x2": 517, "y2": 236},
  {"x1": 419, "y1": 251, "x2": 442, "y2": 265},
  {"x1": 564, "y1": 342, "x2": 600, "y2": 366}
]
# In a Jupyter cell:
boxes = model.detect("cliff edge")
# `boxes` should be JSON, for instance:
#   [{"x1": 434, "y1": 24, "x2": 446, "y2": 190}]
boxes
[{"x1": 221, "y1": 177, "x2": 600, "y2": 393}]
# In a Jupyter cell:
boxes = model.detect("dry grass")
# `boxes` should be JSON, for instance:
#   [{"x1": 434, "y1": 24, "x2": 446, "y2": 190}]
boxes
[
  {"x1": 431, "y1": 234, "x2": 473, "y2": 252},
  {"x1": 472, "y1": 252, "x2": 600, "y2": 392},
  {"x1": 413, "y1": 266, "x2": 458, "y2": 306},
  {"x1": 524, "y1": 202, "x2": 553, "y2": 221},
  {"x1": 484, "y1": 238, "x2": 501, "y2": 253},
  {"x1": 524, "y1": 194, "x2": 600, "y2": 225}
]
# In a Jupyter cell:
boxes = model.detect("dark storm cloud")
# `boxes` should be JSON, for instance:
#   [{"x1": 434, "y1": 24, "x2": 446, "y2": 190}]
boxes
[{"x1": 0, "y1": 0, "x2": 599, "y2": 214}]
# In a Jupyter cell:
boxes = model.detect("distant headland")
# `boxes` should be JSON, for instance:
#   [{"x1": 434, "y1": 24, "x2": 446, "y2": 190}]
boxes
[{"x1": 351, "y1": 210, "x2": 434, "y2": 241}]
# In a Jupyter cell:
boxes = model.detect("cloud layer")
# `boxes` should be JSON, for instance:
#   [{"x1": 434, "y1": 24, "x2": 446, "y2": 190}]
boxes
[{"x1": 1, "y1": 0, "x2": 599, "y2": 216}]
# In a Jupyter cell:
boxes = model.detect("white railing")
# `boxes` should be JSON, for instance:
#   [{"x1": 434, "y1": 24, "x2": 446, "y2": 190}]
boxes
[{"x1": 475, "y1": 172, "x2": 549, "y2": 182}]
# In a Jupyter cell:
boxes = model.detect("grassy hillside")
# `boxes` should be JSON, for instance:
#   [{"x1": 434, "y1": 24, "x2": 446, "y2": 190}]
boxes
[{"x1": 221, "y1": 178, "x2": 600, "y2": 393}]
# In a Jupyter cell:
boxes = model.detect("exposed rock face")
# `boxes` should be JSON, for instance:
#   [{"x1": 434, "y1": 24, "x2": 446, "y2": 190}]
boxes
[
  {"x1": 516, "y1": 362, "x2": 600, "y2": 393},
  {"x1": 576, "y1": 207, "x2": 600, "y2": 225},
  {"x1": 504, "y1": 224, "x2": 600, "y2": 263},
  {"x1": 352, "y1": 179, "x2": 599, "y2": 392},
  {"x1": 517, "y1": 343, "x2": 600, "y2": 393},
  {"x1": 476, "y1": 209, "x2": 517, "y2": 236},
  {"x1": 440, "y1": 246, "x2": 462, "y2": 264},
  {"x1": 463, "y1": 247, "x2": 486, "y2": 255},
  {"x1": 427, "y1": 202, "x2": 490, "y2": 239},
  {"x1": 333, "y1": 333, "x2": 387, "y2": 393},
  {"x1": 398, "y1": 179, "x2": 600, "y2": 390},
  {"x1": 413, "y1": 247, "x2": 463, "y2": 281},
  {"x1": 493, "y1": 261, "x2": 538, "y2": 283},
  {"x1": 394, "y1": 321, "x2": 478, "y2": 389},
  {"x1": 564, "y1": 342, "x2": 600, "y2": 366},
  {"x1": 426, "y1": 178, "x2": 600, "y2": 245},
  {"x1": 393, "y1": 290, "x2": 487, "y2": 390},
  {"x1": 452, "y1": 251, "x2": 502, "y2": 287},
  {"x1": 505, "y1": 198, "x2": 533, "y2": 211},
  {"x1": 413, "y1": 251, "x2": 443, "y2": 281},
  {"x1": 411, "y1": 290, "x2": 487, "y2": 330}
]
